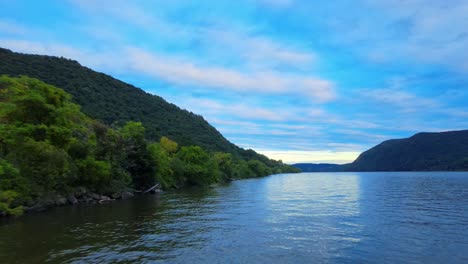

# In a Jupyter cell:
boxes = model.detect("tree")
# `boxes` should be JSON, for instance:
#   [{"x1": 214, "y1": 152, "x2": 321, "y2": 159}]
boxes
[
  {"x1": 0, "y1": 190, "x2": 23, "y2": 216},
  {"x1": 213, "y1": 152, "x2": 233, "y2": 181},
  {"x1": 160, "y1": 136, "x2": 178, "y2": 154},
  {"x1": 248, "y1": 160, "x2": 271, "y2": 177},
  {"x1": 147, "y1": 142, "x2": 174, "y2": 189},
  {"x1": 120, "y1": 121, "x2": 154, "y2": 189},
  {"x1": 176, "y1": 146, "x2": 219, "y2": 186}
]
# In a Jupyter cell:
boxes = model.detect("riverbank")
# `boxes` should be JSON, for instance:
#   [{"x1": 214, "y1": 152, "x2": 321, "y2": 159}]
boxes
[{"x1": 0, "y1": 187, "x2": 159, "y2": 217}]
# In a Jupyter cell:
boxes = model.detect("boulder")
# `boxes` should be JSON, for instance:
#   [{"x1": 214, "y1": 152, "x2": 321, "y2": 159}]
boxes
[
  {"x1": 89, "y1": 193, "x2": 101, "y2": 200},
  {"x1": 111, "y1": 193, "x2": 121, "y2": 199},
  {"x1": 75, "y1": 187, "x2": 87, "y2": 198},
  {"x1": 84, "y1": 197, "x2": 95, "y2": 204},
  {"x1": 55, "y1": 195, "x2": 67, "y2": 206},
  {"x1": 98, "y1": 196, "x2": 113, "y2": 203},
  {"x1": 100, "y1": 195, "x2": 111, "y2": 201},
  {"x1": 121, "y1": 191, "x2": 134, "y2": 199},
  {"x1": 27, "y1": 198, "x2": 54, "y2": 212},
  {"x1": 67, "y1": 194, "x2": 78, "y2": 205}
]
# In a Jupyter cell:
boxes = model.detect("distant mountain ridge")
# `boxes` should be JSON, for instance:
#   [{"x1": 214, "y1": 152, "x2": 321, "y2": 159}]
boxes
[
  {"x1": 292, "y1": 163, "x2": 343, "y2": 172},
  {"x1": 345, "y1": 130, "x2": 468, "y2": 171},
  {"x1": 0, "y1": 47, "x2": 280, "y2": 166}
]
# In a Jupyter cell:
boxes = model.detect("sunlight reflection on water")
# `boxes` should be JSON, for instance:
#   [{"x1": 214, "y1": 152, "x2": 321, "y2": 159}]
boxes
[{"x1": 1, "y1": 172, "x2": 468, "y2": 263}]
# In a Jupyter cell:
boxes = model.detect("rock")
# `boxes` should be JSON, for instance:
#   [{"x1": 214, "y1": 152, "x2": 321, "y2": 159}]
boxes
[
  {"x1": 98, "y1": 196, "x2": 113, "y2": 203},
  {"x1": 55, "y1": 195, "x2": 67, "y2": 206},
  {"x1": 111, "y1": 193, "x2": 121, "y2": 199},
  {"x1": 75, "y1": 187, "x2": 87, "y2": 198},
  {"x1": 121, "y1": 191, "x2": 134, "y2": 199},
  {"x1": 67, "y1": 194, "x2": 78, "y2": 205},
  {"x1": 26, "y1": 197, "x2": 55, "y2": 212},
  {"x1": 89, "y1": 193, "x2": 101, "y2": 200},
  {"x1": 150, "y1": 188, "x2": 163, "y2": 194},
  {"x1": 25, "y1": 204, "x2": 46, "y2": 213}
]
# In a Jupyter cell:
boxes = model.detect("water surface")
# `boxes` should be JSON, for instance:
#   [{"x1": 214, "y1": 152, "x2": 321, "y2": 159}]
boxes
[{"x1": 1, "y1": 172, "x2": 468, "y2": 263}]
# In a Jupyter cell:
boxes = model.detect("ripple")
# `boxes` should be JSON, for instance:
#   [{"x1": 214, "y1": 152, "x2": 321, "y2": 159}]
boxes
[{"x1": 1, "y1": 172, "x2": 468, "y2": 263}]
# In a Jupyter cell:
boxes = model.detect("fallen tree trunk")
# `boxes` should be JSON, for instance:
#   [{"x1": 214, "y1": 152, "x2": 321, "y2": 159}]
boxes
[{"x1": 143, "y1": 184, "x2": 160, "y2": 194}]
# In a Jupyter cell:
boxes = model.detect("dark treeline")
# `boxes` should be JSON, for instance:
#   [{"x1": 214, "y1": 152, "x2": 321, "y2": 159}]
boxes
[{"x1": 0, "y1": 76, "x2": 299, "y2": 216}]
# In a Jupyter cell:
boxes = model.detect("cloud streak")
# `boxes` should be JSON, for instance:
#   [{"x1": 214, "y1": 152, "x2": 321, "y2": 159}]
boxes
[
  {"x1": 127, "y1": 48, "x2": 335, "y2": 102},
  {"x1": 2, "y1": 0, "x2": 468, "y2": 163}
]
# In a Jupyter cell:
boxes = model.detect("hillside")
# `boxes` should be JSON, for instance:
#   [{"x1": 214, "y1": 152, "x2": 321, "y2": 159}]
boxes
[
  {"x1": 0, "y1": 48, "x2": 241, "y2": 154},
  {"x1": 0, "y1": 76, "x2": 300, "y2": 216},
  {"x1": 292, "y1": 163, "x2": 343, "y2": 172},
  {"x1": 345, "y1": 130, "x2": 468, "y2": 171}
]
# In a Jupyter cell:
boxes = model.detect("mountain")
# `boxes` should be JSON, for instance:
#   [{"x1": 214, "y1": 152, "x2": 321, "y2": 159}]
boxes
[
  {"x1": 0, "y1": 76, "x2": 301, "y2": 216},
  {"x1": 292, "y1": 163, "x2": 343, "y2": 172},
  {"x1": 0, "y1": 47, "x2": 275, "y2": 164},
  {"x1": 345, "y1": 130, "x2": 468, "y2": 171}
]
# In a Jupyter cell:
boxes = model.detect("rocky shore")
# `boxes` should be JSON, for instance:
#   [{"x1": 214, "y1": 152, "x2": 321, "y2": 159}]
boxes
[{"x1": 23, "y1": 187, "x2": 137, "y2": 214}]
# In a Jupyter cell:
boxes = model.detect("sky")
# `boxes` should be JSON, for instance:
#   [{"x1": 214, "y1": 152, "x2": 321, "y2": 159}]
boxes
[{"x1": 1, "y1": 0, "x2": 468, "y2": 164}]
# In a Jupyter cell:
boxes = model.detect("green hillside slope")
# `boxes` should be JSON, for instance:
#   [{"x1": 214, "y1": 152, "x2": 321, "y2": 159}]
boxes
[{"x1": 0, "y1": 47, "x2": 239, "y2": 154}]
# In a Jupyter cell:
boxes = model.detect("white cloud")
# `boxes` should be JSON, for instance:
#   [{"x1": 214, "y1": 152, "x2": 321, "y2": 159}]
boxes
[
  {"x1": 127, "y1": 48, "x2": 335, "y2": 102},
  {"x1": 319, "y1": 1, "x2": 468, "y2": 71},
  {"x1": 257, "y1": 0, "x2": 294, "y2": 8},
  {"x1": 203, "y1": 29, "x2": 316, "y2": 69},
  {"x1": 70, "y1": 0, "x2": 152, "y2": 28},
  {"x1": 359, "y1": 77, "x2": 440, "y2": 112},
  {"x1": 71, "y1": 0, "x2": 318, "y2": 71},
  {"x1": 354, "y1": 0, "x2": 468, "y2": 71},
  {"x1": 363, "y1": 88, "x2": 438, "y2": 110},
  {"x1": 0, "y1": 39, "x2": 333, "y2": 101},
  {"x1": 0, "y1": 39, "x2": 126, "y2": 71},
  {"x1": 0, "y1": 20, "x2": 29, "y2": 35}
]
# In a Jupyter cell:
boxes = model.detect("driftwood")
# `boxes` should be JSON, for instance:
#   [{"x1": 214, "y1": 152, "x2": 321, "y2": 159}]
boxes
[{"x1": 143, "y1": 183, "x2": 160, "y2": 194}]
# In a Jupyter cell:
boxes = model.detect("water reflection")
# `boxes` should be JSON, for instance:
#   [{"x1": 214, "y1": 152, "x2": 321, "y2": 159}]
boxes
[
  {"x1": 1, "y1": 172, "x2": 468, "y2": 263},
  {"x1": 263, "y1": 173, "x2": 362, "y2": 263},
  {"x1": 354, "y1": 172, "x2": 468, "y2": 263}
]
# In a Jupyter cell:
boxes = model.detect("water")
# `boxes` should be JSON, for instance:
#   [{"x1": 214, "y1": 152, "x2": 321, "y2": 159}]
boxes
[{"x1": 1, "y1": 172, "x2": 468, "y2": 263}]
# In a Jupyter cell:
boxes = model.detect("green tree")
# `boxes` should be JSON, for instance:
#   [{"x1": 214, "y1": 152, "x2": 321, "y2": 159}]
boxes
[
  {"x1": 147, "y1": 142, "x2": 174, "y2": 189},
  {"x1": 213, "y1": 152, "x2": 234, "y2": 181},
  {"x1": 120, "y1": 121, "x2": 154, "y2": 189},
  {"x1": 160, "y1": 136, "x2": 178, "y2": 154},
  {"x1": 0, "y1": 190, "x2": 23, "y2": 216},
  {"x1": 176, "y1": 146, "x2": 219, "y2": 186}
]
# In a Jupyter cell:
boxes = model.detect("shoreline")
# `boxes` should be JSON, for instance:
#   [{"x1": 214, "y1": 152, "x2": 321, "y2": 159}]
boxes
[{"x1": 1, "y1": 187, "x2": 154, "y2": 218}]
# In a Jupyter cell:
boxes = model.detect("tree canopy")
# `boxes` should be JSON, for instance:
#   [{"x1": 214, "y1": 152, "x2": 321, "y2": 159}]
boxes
[{"x1": 0, "y1": 76, "x2": 300, "y2": 216}]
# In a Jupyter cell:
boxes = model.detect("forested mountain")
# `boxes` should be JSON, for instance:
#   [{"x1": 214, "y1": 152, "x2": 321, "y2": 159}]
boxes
[
  {"x1": 0, "y1": 76, "x2": 299, "y2": 216},
  {"x1": 345, "y1": 130, "x2": 468, "y2": 171},
  {"x1": 0, "y1": 48, "x2": 265, "y2": 161},
  {"x1": 0, "y1": 48, "x2": 300, "y2": 216},
  {"x1": 292, "y1": 163, "x2": 343, "y2": 172}
]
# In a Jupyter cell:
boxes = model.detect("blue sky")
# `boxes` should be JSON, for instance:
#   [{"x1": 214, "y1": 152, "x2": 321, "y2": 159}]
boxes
[{"x1": 1, "y1": 0, "x2": 468, "y2": 163}]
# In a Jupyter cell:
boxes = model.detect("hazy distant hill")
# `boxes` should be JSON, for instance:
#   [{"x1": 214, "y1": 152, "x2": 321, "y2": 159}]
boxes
[
  {"x1": 345, "y1": 130, "x2": 468, "y2": 171},
  {"x1": 0, "y1": 47, "x2": 281, "y2": 165},
  {"x1": 292, "y1": 163, "x2": 343, "y2": 172}
]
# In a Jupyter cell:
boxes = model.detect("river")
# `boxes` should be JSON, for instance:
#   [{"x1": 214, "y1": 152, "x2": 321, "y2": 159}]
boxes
[{"x1": 1, "y1": 172, "x2": 468, "y2": 263}]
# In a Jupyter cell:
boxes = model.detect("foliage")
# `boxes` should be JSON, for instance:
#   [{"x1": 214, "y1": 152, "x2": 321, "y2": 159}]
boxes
[
  {"x1": 0, "y1": 73, "x2": 300, "y2": 216},
  {"x1": 147, "y1": 141, "x2": 175, "y2": 189},
  {"x1": 0, "y1": 190, "x2": 23, "y2": 216},
  {"x1": 0, "y1": 48, "x2": 296, "y2": 170}
]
